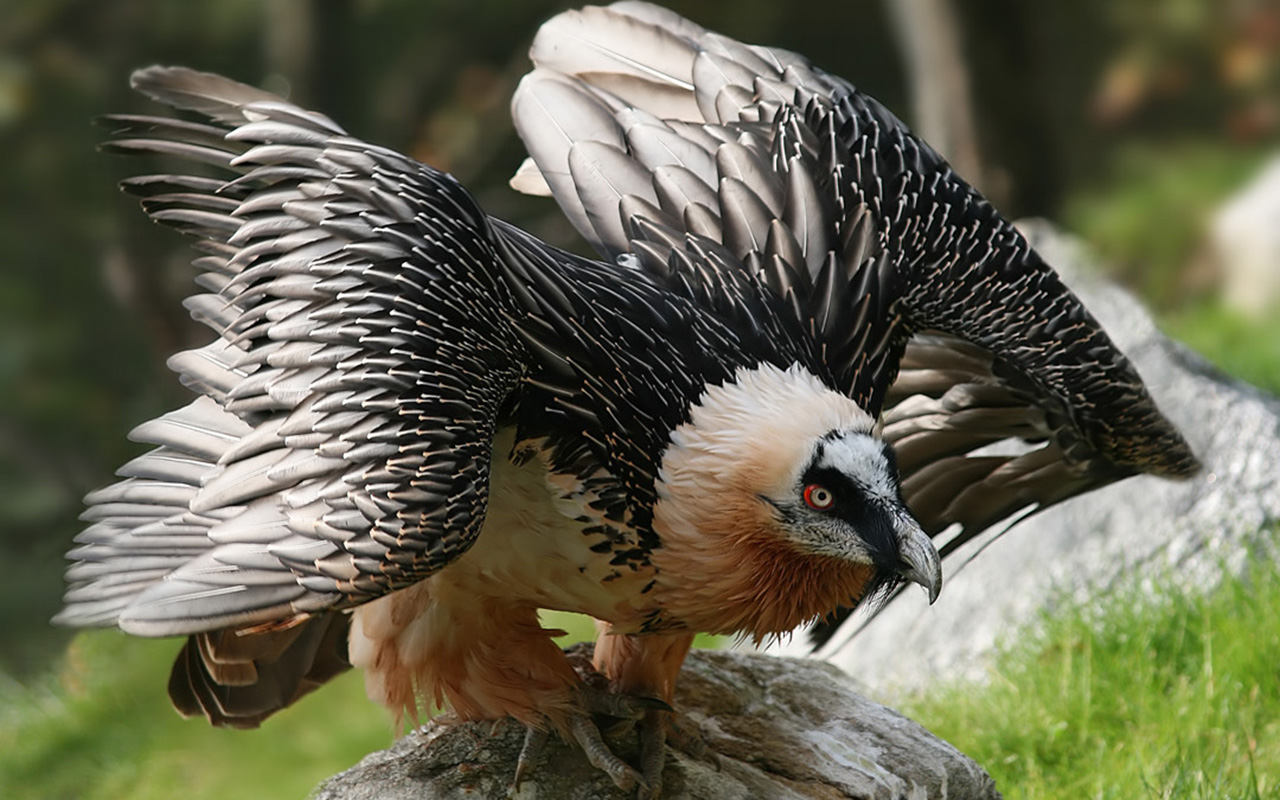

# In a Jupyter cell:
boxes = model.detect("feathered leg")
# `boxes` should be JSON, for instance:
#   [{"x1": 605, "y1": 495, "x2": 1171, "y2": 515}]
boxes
[
  {"x1": 349, "y1": 580, "x2": 668, "y2": 793},
  {"x1": 593, "y1": 629, "x2": 697, "y2": 799}
]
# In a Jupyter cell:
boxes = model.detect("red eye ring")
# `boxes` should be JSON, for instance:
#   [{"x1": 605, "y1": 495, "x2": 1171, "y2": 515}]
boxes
[{"x1": 803, "y1": 484, "x2": 835, "y2": 511}]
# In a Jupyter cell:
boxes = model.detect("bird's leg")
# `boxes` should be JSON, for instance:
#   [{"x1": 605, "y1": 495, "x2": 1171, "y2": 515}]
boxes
[
  {"x1": 510, "y1": 718, "x2": 641, "y2": 795},
  {"x1": 590, "y1": 628, "x2": 697, "y2": 799},
  {"x1": 637, "y1": 708, "x2": 668, "y2": 800},
  {"x1": 354, "y1": 589, "x2": 652, "y2": 791},
  {"x1": 354, "y1": 589, "x2": 681, "y2": 794},
  {"x1": 568, "y1": 713, "x2": 645, "y2": 791},
  {"x1": 512, "y1": 725, "x2": 549, "y2": 790}
]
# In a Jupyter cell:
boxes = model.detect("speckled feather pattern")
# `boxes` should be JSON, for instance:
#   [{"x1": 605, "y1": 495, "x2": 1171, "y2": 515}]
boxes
[
  {"x1": 55, "y1": 59, "x2": 828, "y2": 727},
  {"x1": 512, "y1": 1, "x2": 1199, "y2": 544},
  {"x1": 62, "y1": 89, "x2": 531, "y2": 636},
  {"x1": 510, "y1": 1, "x2": 1198, "y2": 647},
  {"x1": 55, "y1": 1, "x2": 1197, "y2": 731}
]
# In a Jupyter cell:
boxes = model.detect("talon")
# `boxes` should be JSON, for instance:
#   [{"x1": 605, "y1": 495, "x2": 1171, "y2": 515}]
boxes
[
  {"x1": 579, "y1": 686, "x2": 673, "y2": 720},
  {"x1": 631, "y1": 695, "x2": 676, "y2": 714},
  {"x1": 569, "y1": 714, "x2": 645, "y2": 792},
  {"x1": 511, "y1": 725, "x2": 549, "y2": 792}
]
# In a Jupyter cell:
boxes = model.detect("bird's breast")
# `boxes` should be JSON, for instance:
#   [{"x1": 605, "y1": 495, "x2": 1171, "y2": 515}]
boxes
[{"x1": 431, "y1": 428, "x2": 660, "y2": 625}]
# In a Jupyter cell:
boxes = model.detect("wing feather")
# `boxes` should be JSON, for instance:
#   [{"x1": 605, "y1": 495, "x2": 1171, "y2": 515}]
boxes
[
  {"x1": 56, "y1": 67, "x2": 527, "y2": 637},
  {"x1": 509, "y1": 3, "x2": 1198, "y2": 646}
]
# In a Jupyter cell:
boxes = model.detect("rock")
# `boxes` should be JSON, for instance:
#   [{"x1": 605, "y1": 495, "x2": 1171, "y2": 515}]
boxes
[
  {"x1": 312, "y1": 647, "x2": 1000, "y2": 800},
  {"x1": 809, "y1": 220, "x2": 1280, "y2": 694},
  {"x1": 1214, "y1": 155, "x2": 1280, "y2": 317}
]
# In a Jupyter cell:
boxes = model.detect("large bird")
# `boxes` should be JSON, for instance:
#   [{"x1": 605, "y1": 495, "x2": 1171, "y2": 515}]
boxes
[{"x1": 55, "y1": 2, "x2": 1198, "y2": 796}]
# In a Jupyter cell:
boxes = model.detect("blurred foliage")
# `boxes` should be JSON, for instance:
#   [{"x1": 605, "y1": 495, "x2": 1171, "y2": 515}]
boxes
[
  {"x1": 1162, "y1": 301, "x2": 1280, "y2": 396},
  {"x1": 0, "y1": 631, "x2": 391, "y2": 800},
  {"x1": 1092, "y1": 0, "x2": 1280, "y2": 141},
  {"x1": 1064, "y1": 142, "x2": 1272, "y2": 307}
]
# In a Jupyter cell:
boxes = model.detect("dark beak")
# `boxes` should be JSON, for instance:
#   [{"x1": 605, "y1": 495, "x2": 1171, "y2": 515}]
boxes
[{"x1": 894, "y1": 511, "x2": 942, "y2": 604}]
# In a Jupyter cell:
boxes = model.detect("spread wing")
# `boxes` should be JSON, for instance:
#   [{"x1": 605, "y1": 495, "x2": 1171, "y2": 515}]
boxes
[
  {"x1": 884, "y1": 332, "x2": 1134, "y2": 545},
  {"x1": 55, "y1": 65, "x2": 827, "y2": 725},
  {"x1": 54, "y1": 67, "x2": 529, "y2": 638},
  {"x1": 57, "y1": 62, "x2": 825, "y2": 637},
  {"x1": 508, "y1": 3, "x2": 1199, "y2": 590}
]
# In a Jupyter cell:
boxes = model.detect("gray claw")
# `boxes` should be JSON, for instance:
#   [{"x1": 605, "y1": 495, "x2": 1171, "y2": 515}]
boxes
[
  {"x1": 579, "y1": 686, "x2": 673, "y2": 720},
  {"x1": 569, "y1": 714, "x2": 645, "y2": 792},
  {"x1": 511, "y1": 725, "x2": 550, "y2": 793}
]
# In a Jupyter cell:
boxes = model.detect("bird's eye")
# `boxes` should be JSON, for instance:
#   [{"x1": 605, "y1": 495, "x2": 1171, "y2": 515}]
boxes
[{"x1": 803, "y1": 484, "x2": 835, "y2": 511}]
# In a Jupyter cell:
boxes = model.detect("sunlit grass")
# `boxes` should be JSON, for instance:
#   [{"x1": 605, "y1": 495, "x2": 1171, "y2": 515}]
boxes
[
  {"x1": 1062, "y1": 139, "x2": 1280, "y2": 398},
  {"x1": 905, "y1": 556, "x2": 1280, "y2": 800},
  {"x1": 10, "y1": 562, "x2": 1277, "y2": 800},
  {"x1": 1063, "y1": 141, "x2": 1271, "y2": 309}
]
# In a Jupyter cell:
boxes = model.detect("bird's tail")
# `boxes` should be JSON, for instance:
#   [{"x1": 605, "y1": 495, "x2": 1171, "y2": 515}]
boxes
[{"x1": 169, "y1": 613, "x2": 351, "y2": 728}]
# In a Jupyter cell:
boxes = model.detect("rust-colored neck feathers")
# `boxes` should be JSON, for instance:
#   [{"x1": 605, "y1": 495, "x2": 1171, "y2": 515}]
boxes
[{"x1": 651, "y1": 363, "x2": 878, "y2": 638}]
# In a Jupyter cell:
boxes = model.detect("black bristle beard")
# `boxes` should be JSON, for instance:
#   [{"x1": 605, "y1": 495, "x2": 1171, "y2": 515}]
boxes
[{"x1": 807, "y1": 569, "x2": 904, "y2": 651}]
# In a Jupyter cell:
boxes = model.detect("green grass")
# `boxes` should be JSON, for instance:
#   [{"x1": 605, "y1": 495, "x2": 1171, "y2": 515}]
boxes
[
  {"x1": 1063, "y1": 138, "x2": 1280, "y2": 398},
  {"x1": 1160, "y1": 303, "x2": 1280, "y2": 396},
  {"x1": 0, "y1": 632, "x2": 392, "y2": 800},
  {"x1": 945, "y1": 140, "x2": 1280, "y2": 797},
  {"x1": 9, "y1": 567, "x2": 1276, "y2": 800},
  {"x1": 905, "y1": 557, "x2": 1280, "y2": 800}
]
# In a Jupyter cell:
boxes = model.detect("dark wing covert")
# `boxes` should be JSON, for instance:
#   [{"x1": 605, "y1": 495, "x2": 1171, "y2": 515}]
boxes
[{"x1": 508, "y1": 1, "x2": 1198, "y2": 574}]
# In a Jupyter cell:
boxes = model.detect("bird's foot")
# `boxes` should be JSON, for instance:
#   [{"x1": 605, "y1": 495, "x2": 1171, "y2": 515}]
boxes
[
  {"x1": 510, "y1": 715, "x2": 644, "y2": 795},
  {"x1": 636, "y1": 708, "x2": 667, "y2": 800},
  {"x1": 511, "y1": 725, "x2": 549, "y2": 792},
  {"x1": 581, "y1": 684, "x2": 673, "y2": 733},
  {"x1": 632, "y1": 708, "x2": 719, "y2": 798},
  {"x1": 508, "y1": 687, "x2": 674, "y2": 798}
]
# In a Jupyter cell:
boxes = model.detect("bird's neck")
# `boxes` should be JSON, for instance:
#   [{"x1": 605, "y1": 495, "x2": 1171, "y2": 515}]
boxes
[{"x1": 647, "y1": 361, "x2": 877, "y2": 637}]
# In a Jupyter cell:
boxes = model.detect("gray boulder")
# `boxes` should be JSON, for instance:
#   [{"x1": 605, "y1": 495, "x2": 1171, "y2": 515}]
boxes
[
  {"x1": 312, "y1": 647, "x2": 1000, "y2": 800},
  {"x1": 812, "y1": 220, "x2": 1280, "y2": 693}
]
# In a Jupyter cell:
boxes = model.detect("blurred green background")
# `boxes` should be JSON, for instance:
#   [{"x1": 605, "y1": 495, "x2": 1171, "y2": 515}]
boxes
[{"x1": 1, "y1": 0, "x2": 1278, "y2": 797}]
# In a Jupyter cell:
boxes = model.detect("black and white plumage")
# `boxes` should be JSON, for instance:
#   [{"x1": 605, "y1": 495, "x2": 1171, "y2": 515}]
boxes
[
  {"x1": 55, "y1": 3, "x2": 1197, "y2": 795},
  {"x1": 509, "y1": 0, "x2": 1197, "y2": 542}
]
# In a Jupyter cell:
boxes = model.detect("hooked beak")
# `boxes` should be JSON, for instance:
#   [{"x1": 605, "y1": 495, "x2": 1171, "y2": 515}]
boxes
[{"x1": 894, "y1": 513, "x2": 942, "y2": 604}]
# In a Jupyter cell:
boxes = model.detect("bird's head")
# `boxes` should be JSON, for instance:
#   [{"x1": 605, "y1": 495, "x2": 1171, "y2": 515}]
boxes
[
  {"x1": 650, "y1": 363, "x2": 941, "y2": 638},
  {"x1": 768, "y1": 427, "x2": 941, "y2": 604}
]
